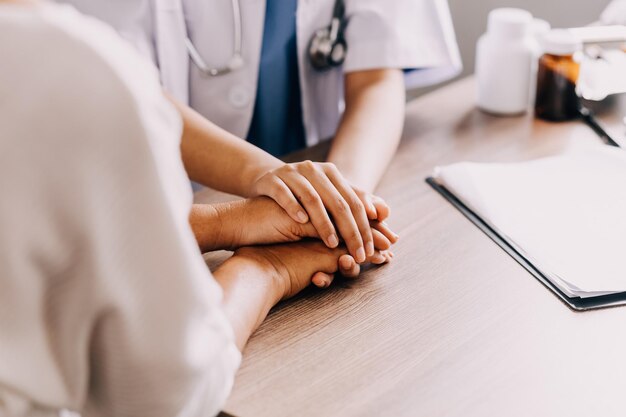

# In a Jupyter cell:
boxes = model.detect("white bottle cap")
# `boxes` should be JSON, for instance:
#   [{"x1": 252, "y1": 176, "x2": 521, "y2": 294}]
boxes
[
  {"x1": 532, "y1": 18, "x2": 551, "y2": 38},
  {"x1": 487, "y1": 8, "x2": 533, "y2": 39},
  {"x1": 541, "y1": 29, "x2": 582, "y2": 55}
]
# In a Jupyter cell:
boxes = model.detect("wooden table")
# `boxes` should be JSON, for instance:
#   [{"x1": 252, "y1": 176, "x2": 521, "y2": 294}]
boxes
[{"x1": 196, "y1": 77, "x2": 626, "y2": 417}]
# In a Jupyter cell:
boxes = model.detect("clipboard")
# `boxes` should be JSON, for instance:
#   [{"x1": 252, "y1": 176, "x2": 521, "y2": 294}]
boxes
[
  {"x1": 426, "y1": 176, "x2": 626, "y2": 311},
  {"x1": 426, "y1": 108, "x2": 626, "y2": 310}
]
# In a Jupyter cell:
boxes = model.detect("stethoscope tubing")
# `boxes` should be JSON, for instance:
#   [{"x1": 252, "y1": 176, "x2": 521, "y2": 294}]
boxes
[
  {"x1": 186, "y1": 0, "x2": 345, "y2": 76},
  {"x1": 186, "y1": 0, "x2": 244, "y2": 77}
]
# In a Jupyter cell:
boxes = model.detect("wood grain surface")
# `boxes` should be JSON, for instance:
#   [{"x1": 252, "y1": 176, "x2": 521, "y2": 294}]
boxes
[{"x1": 196, "y1": 77, "x2": 626, "y2": 417}]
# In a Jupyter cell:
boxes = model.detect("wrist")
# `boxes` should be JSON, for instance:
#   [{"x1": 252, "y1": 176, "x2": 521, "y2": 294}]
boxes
[
  {"x1": 191, "y1": 202, "x2": 247, "y2": 252},
  {"x1": 189, "y1": 204, "x2": 223, "y2": 252},
  {"x1": 240, "y1": 160, "x2": 284, "y2": 198},
  {"x1": 215, "y1": 198, "x2": 282, "y2": 249},
  {"x1": 212, "y1": 201, "x2": 248, "y2": 250},
  {"x1": 213, "y1": 254, "x2": 283, "y2": 350},
  {"x1": 218, "y1": 254, "x2": 283, "y2": 310}
]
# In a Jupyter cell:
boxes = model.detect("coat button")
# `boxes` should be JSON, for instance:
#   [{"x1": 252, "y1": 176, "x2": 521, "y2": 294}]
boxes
[{"x1": 228, "y1": 86, "x2": 252, "y2": 108}]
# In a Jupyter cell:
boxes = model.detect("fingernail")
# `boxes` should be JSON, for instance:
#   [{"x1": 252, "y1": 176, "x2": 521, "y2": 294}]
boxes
[
  {"x1": 356, "y1": 247, "x2": 366, "y2": 263},
  {"x1": 297, "y1": 211, "x2": 308, "y2": 223},
  {"x1": 366, "y1": 241, "x2": 375, "y2": 256},
  {"x1": 328, "y1": 234, "x2": 339, "y2": 248},
  {"x1": 315, "y1": 278, "x2": 330, "y2": 288},
  {"x1": 340, "y1": 257, "x2": 352, "y2": 269}
]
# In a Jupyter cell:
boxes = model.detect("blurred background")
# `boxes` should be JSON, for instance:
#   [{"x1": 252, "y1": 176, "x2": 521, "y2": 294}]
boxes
[{"x1": 411, "y1": 0, "x2": 613, "y2": 97}]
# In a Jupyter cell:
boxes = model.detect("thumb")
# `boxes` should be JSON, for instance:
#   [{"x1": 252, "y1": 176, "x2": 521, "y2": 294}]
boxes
[
  {"x1": 297, "y1": 221, "x2": 321, "y2": 239},
  {"x1": 301, "y1": 241, "x2": 347, "y2": 274},
  {"x1": 261, "y1": 176, "x2": 310, "y2": 224},
  {"x1": 311, "y1": 271, "x2": 335, "y2": 288}
]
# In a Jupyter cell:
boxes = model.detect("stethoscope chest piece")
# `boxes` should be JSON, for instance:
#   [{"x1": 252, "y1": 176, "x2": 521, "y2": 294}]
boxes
[
  {"x1": 308, "y1": 23, "x2": 347, "y2": 71},
  {"x1": 308, "y1": 0, "x2": 347, "y2": 71}
]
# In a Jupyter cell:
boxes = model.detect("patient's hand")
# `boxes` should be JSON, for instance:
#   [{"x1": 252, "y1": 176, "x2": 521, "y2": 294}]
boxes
[
  {"x1": 191, "y1": 198, "x2": 398, "y2": 255},
  {"x1": 214, "y1": 240, "x2": 392, "y2": 350},
  {"x1": 231, "y1": 240, "x2": 389, "y2": 301}
]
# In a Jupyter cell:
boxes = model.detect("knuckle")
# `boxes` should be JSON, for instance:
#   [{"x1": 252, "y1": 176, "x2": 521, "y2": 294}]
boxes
[
  {"x1": 321, "y1": 162, "x2": 337, "y2": 173},
  {"x1": 347, "y1": 229, "x2": 362, "y2": 242},
  {"x1": 321, "y1": 222, "x2": 336, "y2": 235},
  {"x1": 333, "y1": 198, "x2": 350, "y2": 213},
  {"x1": 278, "y1": 193, "x2": 296, "y2": 207},
  {"x1": 299, "y1": 160, "x2": 317, "y2": 173},
  {"x1": 279, "y1": 164, "x2": 295, "y2": 173},
  {"x1": 287, "y1": 199, "x2": 302, "y2": 209},
  {"x1": 349, "y1": 197, "x2": 365, "y2": 213},
  {"x1": 299, "y1": 190, "x2": 319, "y2": 205}
]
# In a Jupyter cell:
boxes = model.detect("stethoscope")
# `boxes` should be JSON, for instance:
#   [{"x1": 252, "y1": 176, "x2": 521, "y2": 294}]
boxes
[{"x1": 185, "y1": 0, "x2": 347, "y2": 76}]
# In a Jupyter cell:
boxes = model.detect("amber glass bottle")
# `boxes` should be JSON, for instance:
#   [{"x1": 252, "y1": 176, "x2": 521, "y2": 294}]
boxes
[{"x1": 534, "y1": 30, "x2": 582, "y2": 121}]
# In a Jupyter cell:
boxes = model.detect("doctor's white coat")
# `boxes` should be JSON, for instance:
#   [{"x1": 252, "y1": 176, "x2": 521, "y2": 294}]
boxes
[{"x1": 59, "y1": 0, "x2": 462, "y2": 146}]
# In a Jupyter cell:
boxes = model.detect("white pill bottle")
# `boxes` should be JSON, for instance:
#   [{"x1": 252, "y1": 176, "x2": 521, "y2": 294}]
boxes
[{"x1": 476, "y1": 8, "x2": 536, "y2": 115}]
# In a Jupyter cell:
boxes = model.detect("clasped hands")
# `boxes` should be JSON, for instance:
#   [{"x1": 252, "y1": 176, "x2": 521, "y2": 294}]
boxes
[{"x1": 192, "y1": 181, "x2": 398, "y2": 303}]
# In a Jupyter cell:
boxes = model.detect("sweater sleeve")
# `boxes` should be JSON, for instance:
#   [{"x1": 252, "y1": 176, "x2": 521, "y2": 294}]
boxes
[{"x1": 0, "y1": 5, "x2": 240, "y2": 417}]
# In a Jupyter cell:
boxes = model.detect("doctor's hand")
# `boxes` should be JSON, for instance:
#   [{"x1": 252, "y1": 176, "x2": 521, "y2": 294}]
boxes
[{"x1": 249, "y1": 161, "x2": 391, "y2": 263}]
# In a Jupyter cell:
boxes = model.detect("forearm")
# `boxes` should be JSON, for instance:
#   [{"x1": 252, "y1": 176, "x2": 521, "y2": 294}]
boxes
[
  {"x1": 167, "y1": 96, "x2": 283, "y2": 195},
  {"x1": 212, "y1": 257, "x2": 280, "y2": 351},
  {"x1": 191, "y1": 202, "x2": 254, "y2": 252},
  {"x1": 191, "y1": 198, "x2": 316, "y2": 253},
  {"x1": 327, "y1": 69, "x2": 405, "y2": 192},
  {"x1": 189, "y1": 204, "x2": 227, "y2": 252}
]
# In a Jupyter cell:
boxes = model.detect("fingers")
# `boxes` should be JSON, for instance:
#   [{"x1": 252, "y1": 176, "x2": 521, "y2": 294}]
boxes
[
  {"x1": 370, "y1": 250, "x2": 393, "y2": 265},
  {"x1": 295, "y1": 162, "x2": 370, "y2": 262},
  {"x1": 372, "y1": 229, "x2": 392, "y2": 251},
  {"x1": 256, "y1": 162, "x2": 390, "y2": 265},
  {"x1": 279, "y1": 169, "x2": 339, "y2": 249},
  {"x1": 309, "y1": 245, "x2": 393, "y2": 289},
  {"x1": 352, "y1": 187, "x2": 378, "y2": 220},
  {"x1": 320, "y1": 163, "x2": 374, "y2": 260},
  {"x1": 312, "y1": 271, "x2": 335, "y2": 288},
  {"x1": 257, "y1": 174, "x2": 309, "y2": 224},
  {"x1": 371, "y1": 221, "x2": 399, "y2": 245},
  {"x1": 349, "y1": 185, "x2": 391, "y2": 223},
  {"x1": 371, "y1": 195, "x2": 391, "y2": 221},
  {"x1": 338, "y1": 254, "x2": 361, "y2": 278}
]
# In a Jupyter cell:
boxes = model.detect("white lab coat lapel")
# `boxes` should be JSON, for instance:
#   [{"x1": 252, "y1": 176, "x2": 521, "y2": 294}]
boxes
[
  {"x1": 153, "y1": 0, "x2": 190, "y2": 103},
  {"x1": 296, "y1": 0, "x2": 343, "y2": 146},
  {"x1": 183, "y1": 0, "x2": 266, "y2": 139},
  {"x1": 160, "y1": 0, "x2": 461, "y2": 147}
]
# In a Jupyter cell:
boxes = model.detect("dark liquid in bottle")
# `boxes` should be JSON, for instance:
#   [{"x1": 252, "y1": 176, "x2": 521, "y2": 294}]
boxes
[{"x1": 535, "y1": 55, "x2": 580, "y2": 121}]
